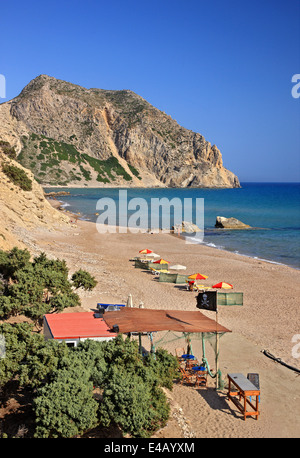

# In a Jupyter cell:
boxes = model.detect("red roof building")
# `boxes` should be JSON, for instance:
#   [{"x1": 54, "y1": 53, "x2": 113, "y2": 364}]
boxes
[{"x1": 43, "y1": 312, "x2": 117, "y2": 347}]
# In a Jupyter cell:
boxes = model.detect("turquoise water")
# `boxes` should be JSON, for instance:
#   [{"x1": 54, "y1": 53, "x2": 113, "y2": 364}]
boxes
[{"x1": 44, "y1": 183, "x2": 300, "y2": 269}]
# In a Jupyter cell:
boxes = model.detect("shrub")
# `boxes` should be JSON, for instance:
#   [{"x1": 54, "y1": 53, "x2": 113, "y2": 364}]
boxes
[
  {"x1": 34, "y1": 365, "x2": 98, "y2": 438},
  {"x1": 0, "y1": 249, "x2": 96, "y2": 321},
  {"x1": 2, "y1": 163, "x2": 32, "y2": 191},
  {"x1": 0, "y1": 140, "x2": 17, "y2": 159},
  {"x1": 71, "y1": 269, "x2": 97, "y2": 290}
]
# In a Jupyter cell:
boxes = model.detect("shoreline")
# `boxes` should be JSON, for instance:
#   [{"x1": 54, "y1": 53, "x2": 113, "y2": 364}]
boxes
[{"x1": 50, "y1": 196, "x2": 300, "y2": 273}]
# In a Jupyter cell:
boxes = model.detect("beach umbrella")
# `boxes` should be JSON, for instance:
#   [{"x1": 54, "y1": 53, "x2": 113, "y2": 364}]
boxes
[
  {"x1": 188, "y1": 273, "x2": 208, "y2": 280},
  {"x1": 153, "y1": 258, "x2": 170, "y2": 264},
  {"x1": 139, "y1": 249, "x2": 152, "y2": 254},
  {"x1": 212, "y1": 282, "x2": 233, "y2": 289},
  {"x1": 169, "y1": 264, "x2": 187, "y2": 270},
  {"x1": 145, "y1": 252, "x2": 160, "y2": 258}
]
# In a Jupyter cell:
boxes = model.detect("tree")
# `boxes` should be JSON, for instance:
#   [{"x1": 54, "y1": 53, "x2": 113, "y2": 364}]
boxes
[
  {"x1": 0, "y1": 247, "x2": 31, "y2": 281},
  {"x1": 71, "y1": 269, "x2": 97, "y2": 290},
  {"x1": 0, "y1": 248, "x2": 96, "y2": 321},
  {"x1": 0, "y1": 322, "x2": 44, "y2": 387}
]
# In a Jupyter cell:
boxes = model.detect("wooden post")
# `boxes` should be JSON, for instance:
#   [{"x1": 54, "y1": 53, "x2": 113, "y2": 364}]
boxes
[
  {"x1": 216, "y1": 310, "x2": 219, "y2": 390},
  {"x1": 149, "y1": 332, "x2": 156, "y2": 359}
]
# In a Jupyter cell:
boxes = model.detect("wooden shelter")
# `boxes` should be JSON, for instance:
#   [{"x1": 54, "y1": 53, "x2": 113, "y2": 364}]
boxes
[{"x1": 103, "y1": 307, "x2": 231, "y2": 334}]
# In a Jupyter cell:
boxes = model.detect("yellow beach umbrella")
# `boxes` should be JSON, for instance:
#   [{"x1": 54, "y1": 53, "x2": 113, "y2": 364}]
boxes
[{"x1": 188, "y1": 273, "x2": 208, "y2": 280}]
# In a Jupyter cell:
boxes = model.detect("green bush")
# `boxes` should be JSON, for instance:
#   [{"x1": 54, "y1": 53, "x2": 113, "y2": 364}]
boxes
[
  {"x1": 0, "y1": 249, "x2": 96, "y2": 321},
  {"x1": 71, "y1": 269, "x2": 97, "y2": 290},
  {"x1": 2, "y1": 163, "x2": 32, "y2": 191},
  {"x1": 34, "y1": 365, "x2": 98, "y2": 438},
  {"x1": 0, "y1": 323, "x2": 177, "y2": 438},
  {"x1": 0, "y1": 140, "x2": 17, "y2": 159}
]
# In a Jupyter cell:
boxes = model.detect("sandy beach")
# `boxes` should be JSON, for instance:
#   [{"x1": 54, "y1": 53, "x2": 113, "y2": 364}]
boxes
[{"x1": 19, "y1": 202, "x2": 300, "y2": 439}]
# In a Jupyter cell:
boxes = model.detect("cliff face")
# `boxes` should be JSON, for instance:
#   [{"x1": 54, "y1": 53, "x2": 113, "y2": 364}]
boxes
[
  {"x1": 0, "y1": 150, "x2": 69, "y2": 251},
  {"x1": 0, "y1": 75, "x2": 240, "y2": 188}
]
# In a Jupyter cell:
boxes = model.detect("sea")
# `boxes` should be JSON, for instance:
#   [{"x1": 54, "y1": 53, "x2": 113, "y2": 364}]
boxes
[{"x1": 44, "y1": 183, "x2": 300, "y2": 270}]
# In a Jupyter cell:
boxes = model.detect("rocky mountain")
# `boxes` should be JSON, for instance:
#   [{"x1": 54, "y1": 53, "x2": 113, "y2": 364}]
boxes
[{"x1": 0, "y1": 75, "x2": 240, "y2": 188}]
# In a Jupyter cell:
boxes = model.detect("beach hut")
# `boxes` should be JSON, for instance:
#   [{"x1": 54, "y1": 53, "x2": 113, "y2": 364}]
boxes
[
  {"x1": 102, "y1": 307, "x2": 231, "y2": 390},
  {"x1": 43, "y1": 312, "x2": 117, "y2": 347}
]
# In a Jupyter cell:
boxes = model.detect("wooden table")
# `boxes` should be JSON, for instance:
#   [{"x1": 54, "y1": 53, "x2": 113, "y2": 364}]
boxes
[
  {"x1": 227, "y1": 373, "x2": 260, "y2": 420},
  {"x1": 181, "y1": 354, "x2": 197, "y2": 369}
]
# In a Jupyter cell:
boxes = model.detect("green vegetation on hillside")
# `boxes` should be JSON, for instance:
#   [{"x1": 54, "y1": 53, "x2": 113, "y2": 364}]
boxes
[
  {"x1": 2, "y1": 163, "x2": 32, "y2": 191},
  {"x1": 0, "y1": 140, "x2": 17, "y2": 159},
  {"x1": 18, "y1": 133, "x2": 134, "y2": 185}
]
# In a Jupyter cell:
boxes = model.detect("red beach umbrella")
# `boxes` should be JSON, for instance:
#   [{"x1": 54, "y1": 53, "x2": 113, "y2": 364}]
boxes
[
  {"x1": 212, "y1": 282, "x2": 233, "y2": 289},
  {"x1": 188, "y1": 273, "x2": 208, "y2": 280},
  {"x1": 153, "y1": 259, "x2": 170, "y2": 264},
  {"x1": 139, "y1": 249, "x2": 153, "y2": 254}
]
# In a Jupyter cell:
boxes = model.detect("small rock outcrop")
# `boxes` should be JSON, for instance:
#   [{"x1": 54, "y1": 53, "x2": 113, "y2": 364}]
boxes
[
  {"x1": 173, "y1": 221, "x2": 202, "y2": 233},
  {"x1": 44, "y1": 191, "x2": 71, "y2": 197},
  {"x1": 215, "y1": 216, "x2": 251, "y2": 229}
]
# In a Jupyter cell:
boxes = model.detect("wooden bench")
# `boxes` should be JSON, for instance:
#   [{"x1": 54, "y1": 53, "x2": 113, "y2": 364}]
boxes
[{"x1": 227, "y1": 373, "x2": 260, "y2": 420}]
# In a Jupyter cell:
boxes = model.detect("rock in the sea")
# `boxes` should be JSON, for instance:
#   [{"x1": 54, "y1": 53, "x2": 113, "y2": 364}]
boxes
[
  {"x1": 45, "y1": 191, "x2": 70, "y2": 197},
  {"x1": 215, "y1": 216, "x2": 251, "y2": 229},
  {"x1": 173, "y1": 221, "x2": 202, "y2": 233}
]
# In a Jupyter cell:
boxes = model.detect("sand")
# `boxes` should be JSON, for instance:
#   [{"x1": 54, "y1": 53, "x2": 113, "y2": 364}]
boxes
[{"x1": 19, "y1": 204, "x2": 300, "y2": 439}]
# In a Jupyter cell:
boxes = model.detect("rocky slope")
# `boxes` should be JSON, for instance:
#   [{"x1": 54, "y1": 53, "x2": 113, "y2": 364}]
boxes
[
  {"x1": 0, "y1": 149, "x2": 69, "y2": 251},
  {"x1": 0, "y1": 75, "x2": 240, "y2": 188}
]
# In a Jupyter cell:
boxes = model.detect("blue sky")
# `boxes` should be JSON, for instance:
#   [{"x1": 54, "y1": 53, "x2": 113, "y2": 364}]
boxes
[{"x1": 1, "y1": 0, "x2": 299, "y2": 182}]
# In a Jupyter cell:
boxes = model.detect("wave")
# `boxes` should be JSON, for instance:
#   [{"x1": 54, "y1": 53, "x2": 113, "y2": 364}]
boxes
[
  {"x1": 183, "y1": 234, "x2": 299, "y2": 270},
  {"x1": 58, "y1": 201, "x2": 70, "y2": 208}
]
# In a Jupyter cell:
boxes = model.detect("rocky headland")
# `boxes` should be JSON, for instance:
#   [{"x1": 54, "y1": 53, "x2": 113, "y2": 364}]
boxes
[{"x1": 0, "y1": 75, "x2": 240, "y2": 189}]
